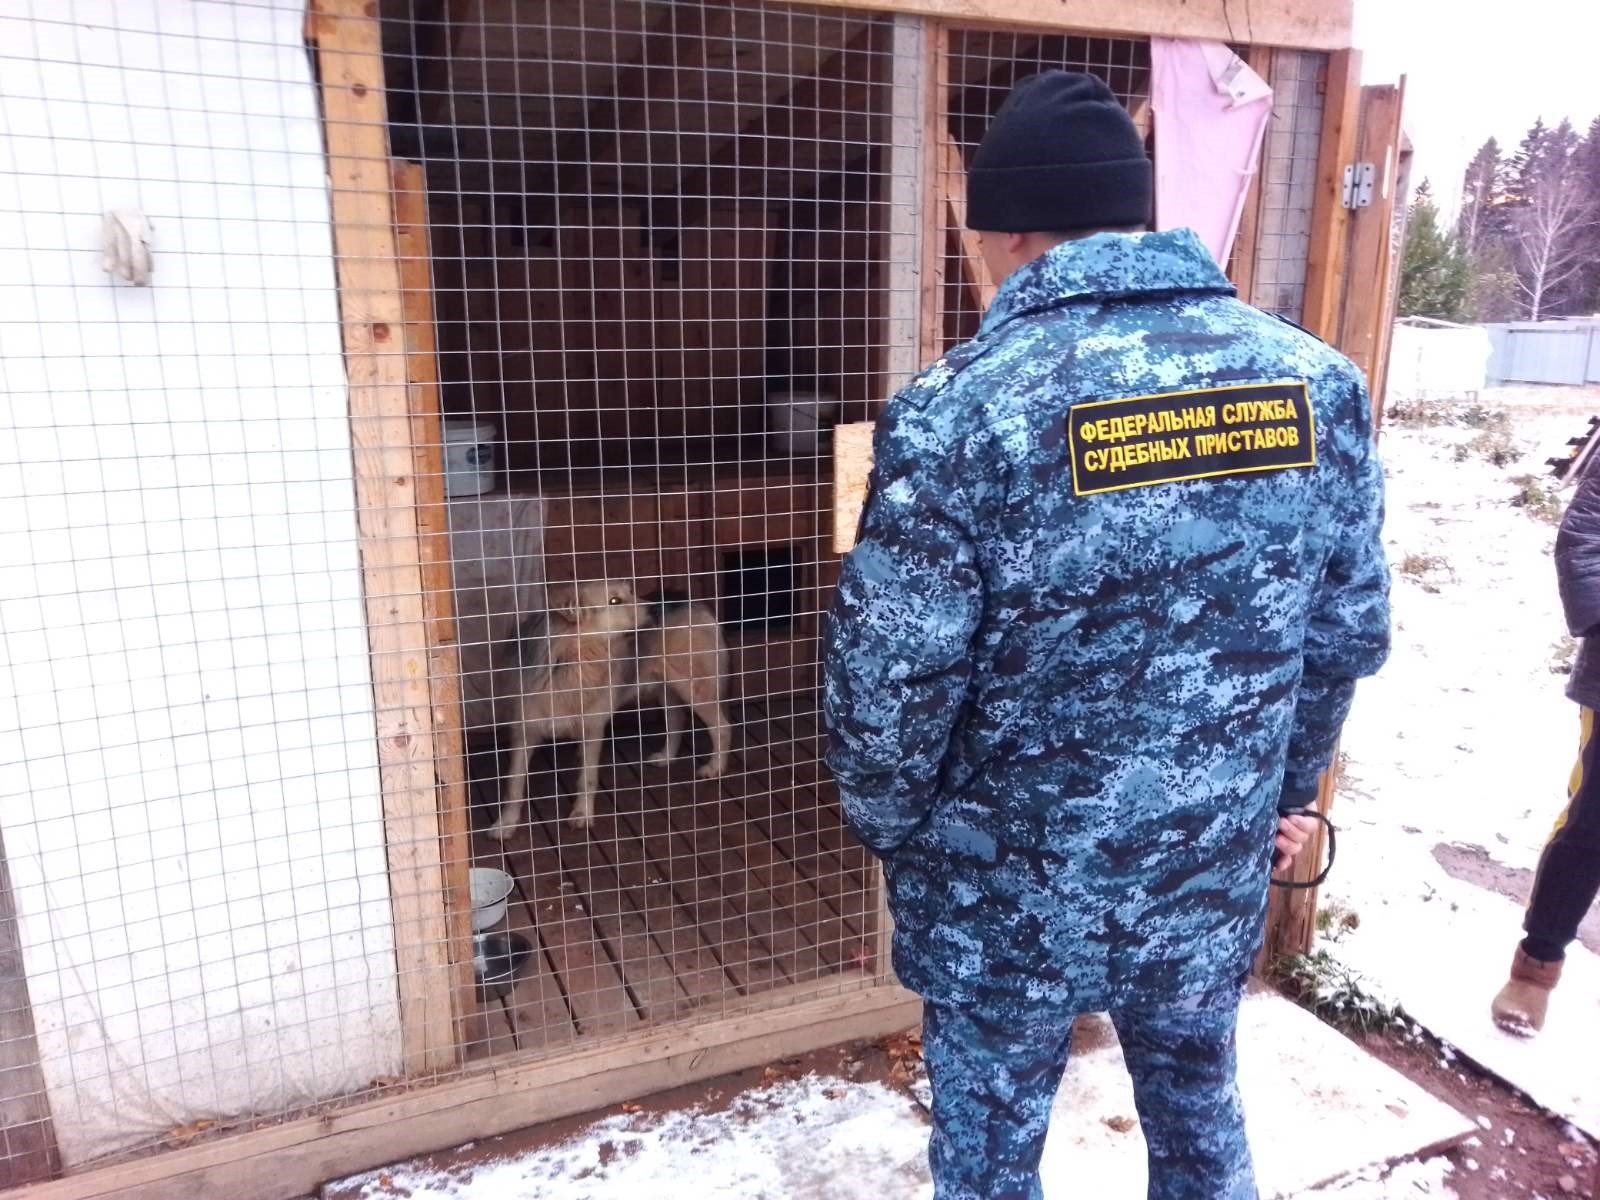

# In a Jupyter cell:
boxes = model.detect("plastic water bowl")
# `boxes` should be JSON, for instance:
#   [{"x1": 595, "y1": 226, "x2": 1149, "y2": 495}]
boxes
[{"x1": 469, "y1": 866, "x2": 514, "y2": 932}]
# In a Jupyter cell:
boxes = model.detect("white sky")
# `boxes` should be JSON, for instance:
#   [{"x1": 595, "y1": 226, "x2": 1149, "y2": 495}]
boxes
[{"x1": 1353, "y1": 0, "x2": 1600, "y2": 216}]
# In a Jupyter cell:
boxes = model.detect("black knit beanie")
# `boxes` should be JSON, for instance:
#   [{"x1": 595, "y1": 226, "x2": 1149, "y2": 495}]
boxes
[{"x1": 966, "y1": 70, "x2": 1152, "y2": 234}]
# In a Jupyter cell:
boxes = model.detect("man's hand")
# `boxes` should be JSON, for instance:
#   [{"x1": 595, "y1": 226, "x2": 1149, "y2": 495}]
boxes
[{"x1": 1273, "y1": 812, "x2": 1320, "y2": 874}]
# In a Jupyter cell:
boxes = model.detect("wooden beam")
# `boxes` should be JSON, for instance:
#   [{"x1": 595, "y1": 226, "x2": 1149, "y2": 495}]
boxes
[
  {"x1": 764, "y1": 0, "x2": 1354, "y2": 51},
  {"x1": 389, "y1": 159, "x2": 476, "y2": 1058},
  {"x1": 309, "y1": 0, "x2": 456, "y2": 1078},
  {"x1": 1336, "y1": 82, "x2": 1407, "y2": 380},
  {"x1": 1257, "y1": 747, "x2": 1341, "y2": 970},
  {"x1": 877, "y1": 15, "x2": 928, "y2": 399},
  {"x1": 0, "y1": 827, "x2": 60, "y2": 1187},
  {"x1": 832, "y1": 423, "x2": 877, "y2": 547},
  {"x1": 7, "y1": 984, "x2": 921, "y2": 1200},
  {"x1": 602, "y1": 8, "x2": 863, "y2": 196},
  {"x1": 539, "y1": 4, "x2": 711, "y2": 197},
  {"x1": 674, "y1": 24, "x2": 880, "y2": 219},
  {"x1": 1227, "y1": 45, "x2": 1273, "y2": 303},
  {"x1": 1300, "y1": 48, "x2": 1363, "y2": 342},
  {"x1": 1372, "y1": 132, "x2": 1415, "y2": 427},
  {"x1": 1365, "y1": 81, "x2": 1410, "y2": 428},
  {"x1": 918, "y1": 22, "x2": 951, "y2": 362},
  {"x1": 942, "y1": 139, "x2": 996, "y2": 311}
]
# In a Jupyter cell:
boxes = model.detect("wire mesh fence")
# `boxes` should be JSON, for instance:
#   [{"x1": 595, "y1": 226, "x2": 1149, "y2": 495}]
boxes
[
  {"x1": 934, "y1": 30, "x2": 1154, "y2": 350},
  {"x1": 1252, "y1": 48, "x2": 1329, "y2": 321},
  {"x1": 0, "y1": 0, "x2": 1326, "y2": 1183},
  {"x1": 0, "y1": 0, "x2": 911, "y2": 1174}
]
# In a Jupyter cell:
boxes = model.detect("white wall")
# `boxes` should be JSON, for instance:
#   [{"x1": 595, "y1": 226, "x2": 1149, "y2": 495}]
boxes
[{"x1": 0, "y1": 0, "x2": 402, "y2": 1165}]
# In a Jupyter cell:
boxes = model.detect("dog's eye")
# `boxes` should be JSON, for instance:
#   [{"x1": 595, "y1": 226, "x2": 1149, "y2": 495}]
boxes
[{"x1": 608, "y1": 596, "x2": 621, "y2": 605}]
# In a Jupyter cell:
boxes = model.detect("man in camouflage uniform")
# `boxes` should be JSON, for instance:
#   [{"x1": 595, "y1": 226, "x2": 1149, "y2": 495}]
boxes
[{"x1": 823, "y1": 71, "x2": 1390, "y2": 1199}]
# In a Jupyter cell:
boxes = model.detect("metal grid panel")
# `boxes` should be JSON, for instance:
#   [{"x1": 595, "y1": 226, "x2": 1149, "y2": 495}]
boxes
[
  {"x1": 1252, "y1": 49, "x2": 1328, "y2": 321},
  {"x1": 936, "y1": 29, "x2": 1153, "y2": 349},
  {"x1": 0, "y1": 0, "x2": 916, "y2": 1174}
]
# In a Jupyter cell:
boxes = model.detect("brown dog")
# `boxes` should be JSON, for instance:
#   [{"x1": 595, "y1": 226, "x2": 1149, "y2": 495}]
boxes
[
  {"x1": 487, "y1": 583, "x2": 735, "y2": 835},
  {"x1": 487, "y1": 580, "x2": 648, "y2": 838},
  {"x1": 632, "y1": 596, "x2": 733, "y2": 782}
]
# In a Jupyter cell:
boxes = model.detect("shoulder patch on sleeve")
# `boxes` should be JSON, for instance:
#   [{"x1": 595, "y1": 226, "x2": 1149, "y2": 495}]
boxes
[
  {"x1": 1268, "y1": 311, "x2": 1328, "y2": 344},
  {"x1": 1068, "y1": 380, "x2": 1315, "y2": 497},
  {"x1": 894, "y1": 339, "x2": 999, "y2": 411}
]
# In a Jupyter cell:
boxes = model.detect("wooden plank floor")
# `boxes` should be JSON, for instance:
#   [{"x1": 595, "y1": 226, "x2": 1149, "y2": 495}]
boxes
[{"x1": 462, "y1": 698, "x2": 878, "y2": 1061}]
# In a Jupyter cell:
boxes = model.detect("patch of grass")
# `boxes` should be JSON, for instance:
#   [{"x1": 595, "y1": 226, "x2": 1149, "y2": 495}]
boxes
[
  {"x1": 1267, "y1": 950, "x2": 1404, "y2": 1035},
  {"x1": 1467, "y1": 426, "x2": 1518, "y2": 467},
  {"x1": 1458, "y1": 402, "x2": 1505, "y2": 430},
  {"x1": 1387, "y1": 400, "x2": 1510, "y2": 432},
  {"x1": 1385, "y1": 400, "x2": 1448, "y2": 427},
  {"x1": 1396, "y1": 551, "x2": 1446, "y2": 576},
  {"x1": 1551, "y1": 635, "x2": 1579, "y2": 676},
  {"x1": 1395, "y1": 551, "x2": 1452, "y2": 592},
  {"x1": 1315, "y1": 899, "x2": 1361, "y2": 943},
  {"x1": 1510, "y1": 473, "x2": 1565, "y2": 524}
]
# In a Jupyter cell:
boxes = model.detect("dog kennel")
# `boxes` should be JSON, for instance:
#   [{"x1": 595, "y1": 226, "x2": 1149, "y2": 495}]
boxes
[{"x1": 0, "y1": 0, "x2": 1400, "y2": 1195}]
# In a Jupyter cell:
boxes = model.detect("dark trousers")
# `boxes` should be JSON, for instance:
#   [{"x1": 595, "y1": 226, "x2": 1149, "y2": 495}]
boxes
[
  {"x1": 1525, "y1": 706, "x2": 1600, "y2": 960},
  {"x1": 921, "y1": 982, "x2": 1255, "y2": 1200}
]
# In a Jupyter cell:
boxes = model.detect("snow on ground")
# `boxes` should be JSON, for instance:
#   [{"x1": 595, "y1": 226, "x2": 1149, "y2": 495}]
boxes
[
  {"x1": 1331, "y1": 385, "x2": 1600, "y2": 1137},
  {"x1": 334, "y1": 388, "x2": 1600, "y2": 1200},
  {"x1": 336, "y1": 1075, "x2": 934, "y2": 1200},
  {"x1": 1041, "y1": 988, "x2": 1467, "y2": 1199},
  {"x1": 334, "y1": 990, "x2": 1466, "y2": 1200}
]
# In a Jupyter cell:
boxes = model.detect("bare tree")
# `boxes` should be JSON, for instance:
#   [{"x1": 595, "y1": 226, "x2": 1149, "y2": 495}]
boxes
[{"x1": 1510, "y1": 132, "x2": 1596, "y2": 320}]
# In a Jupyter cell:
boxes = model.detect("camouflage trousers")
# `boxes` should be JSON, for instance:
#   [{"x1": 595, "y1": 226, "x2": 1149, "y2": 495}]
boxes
[{"x1": 921, "y1": 982, "x2": 1255, "y2": 1200}]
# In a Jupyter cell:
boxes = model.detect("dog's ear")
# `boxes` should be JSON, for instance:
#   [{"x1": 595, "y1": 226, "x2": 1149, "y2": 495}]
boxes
[{"x1": 545, "y1": 583, "x2": 580, "y2": 623}]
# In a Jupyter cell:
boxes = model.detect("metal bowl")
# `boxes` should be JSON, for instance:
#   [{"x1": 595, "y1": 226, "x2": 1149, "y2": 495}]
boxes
[
  {"x1": 469, "y1": 866, "x2": 515, "y2": 932},
  {"x1": 474, "y1": 931, "x2": 534, "y2": 1000}
]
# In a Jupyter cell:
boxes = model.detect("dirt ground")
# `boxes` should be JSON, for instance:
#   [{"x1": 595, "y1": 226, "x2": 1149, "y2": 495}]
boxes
[
  {"x1": 1356, "y1": 1024, "x2": 1597, "y2": 1199},
  {"x1": 320, "y1": 1037, "x2": 915, "y2": 1200}
]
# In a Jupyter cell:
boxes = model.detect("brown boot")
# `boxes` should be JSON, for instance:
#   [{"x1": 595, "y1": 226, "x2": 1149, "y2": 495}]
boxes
[{"x1": 1490, "y1": 947, "x2": 1563, "y2": 1035}]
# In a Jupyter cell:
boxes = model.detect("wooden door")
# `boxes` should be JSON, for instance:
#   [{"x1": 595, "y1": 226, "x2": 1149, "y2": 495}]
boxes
[{"x1": 1337, "y1": 81, "x2": 1410, "y2": 420}]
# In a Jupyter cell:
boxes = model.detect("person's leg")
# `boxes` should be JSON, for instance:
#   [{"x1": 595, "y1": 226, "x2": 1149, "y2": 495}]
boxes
[
  {"x1": 920, "y1": 1003, "x2": 1075, "y2": 1200},
  {"x1": 1494, "y1": 706, "x2": 1600, "y2": 1032},
  {"x1": 1110, "y1": 981, "x2": 1255, "y2": 1200},
  {"x1": 1524, "y1": 706, "x2": 1600, "y2": 958}
]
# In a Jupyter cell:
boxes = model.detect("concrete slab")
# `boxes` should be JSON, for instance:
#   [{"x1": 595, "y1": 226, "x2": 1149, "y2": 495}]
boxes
[
  {"x1": 1334, "y1": 889, "x2": 1600, "y2": 1140},
  {"x1": 1039, "y1": 986, "x2": 1475, "y2": 1198}
]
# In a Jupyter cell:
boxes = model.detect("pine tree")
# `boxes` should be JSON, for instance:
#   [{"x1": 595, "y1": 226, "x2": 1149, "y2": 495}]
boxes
[
  {"x1": 1568, "y1": 115, "x2": 1600, "y2": 314},
  {"x1": 1398, "y1": 182, "x2": 1475, "y2": 323},
  {"x1": 1506, "y1": 118, "x2": 1593, "y2": 319},
  {"x1": 1457, "y1": 138, "x2": 1504, "y2": 256}
]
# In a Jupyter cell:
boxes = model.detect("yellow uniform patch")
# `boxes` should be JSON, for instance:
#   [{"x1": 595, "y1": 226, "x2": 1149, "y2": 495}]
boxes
[{"x1": 1068, "y1": 380, "x2": 1316, "y2": 497}]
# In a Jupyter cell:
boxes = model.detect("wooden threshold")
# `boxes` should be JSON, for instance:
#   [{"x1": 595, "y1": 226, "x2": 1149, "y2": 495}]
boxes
[{"x1": 6, "y1": 984, "x2": 918, "y2": 1200}]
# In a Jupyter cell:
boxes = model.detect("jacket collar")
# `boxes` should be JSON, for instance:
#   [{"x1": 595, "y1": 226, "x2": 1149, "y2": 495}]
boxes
[{"x1": 978, "y1": 227, "x2": 1235, "y2": 337}]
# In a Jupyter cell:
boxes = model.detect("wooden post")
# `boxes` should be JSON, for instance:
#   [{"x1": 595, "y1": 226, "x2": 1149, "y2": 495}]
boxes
[
  {"x1": 943, "y1": 139, "x2": 997, "y2": 311},
  {"x1": 917, "y1": 21, "x2": 950, "y2": 363},
  {"x1": 390, "y1": 160, "x2": 477, "y2": 1056},
  {"x1": 1336, "y1": 81, "x2": 1408, "y2": 384},
  {"x1": 0, "y1": 828, "x2": 60, "y2": 1187},
  {"x1": 1371, "y1": 130, "x2": 1415, "y2": 429},
  {"x1": 310, "y1": 0, "x2": 457, "y2": 1077},
  {"x1": 1257, "y1": 748, "x2": 1341, "y2": 972},
  {"x1": 1300, "y1": 48, "x2": 1363, "y2": 342},
  {"x1": 879, "y1": 15, "x2": 929, "y2": 400}
]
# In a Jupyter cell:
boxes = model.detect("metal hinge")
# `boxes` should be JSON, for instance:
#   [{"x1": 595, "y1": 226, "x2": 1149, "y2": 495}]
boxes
[{"x1": 1342, "y1": 163, "x2": 1376, "y2": 209}]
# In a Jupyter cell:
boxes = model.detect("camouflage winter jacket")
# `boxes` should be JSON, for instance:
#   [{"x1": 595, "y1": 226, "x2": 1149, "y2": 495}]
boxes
[{"x1": 823, "y1": 228, "x2": 1390, "y2": 1017}]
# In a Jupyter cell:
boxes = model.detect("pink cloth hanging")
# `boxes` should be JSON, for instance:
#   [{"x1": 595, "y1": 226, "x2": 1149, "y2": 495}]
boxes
[{"x1": 1150, "y1": 38, "x2": 1273, "y2": 268}]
